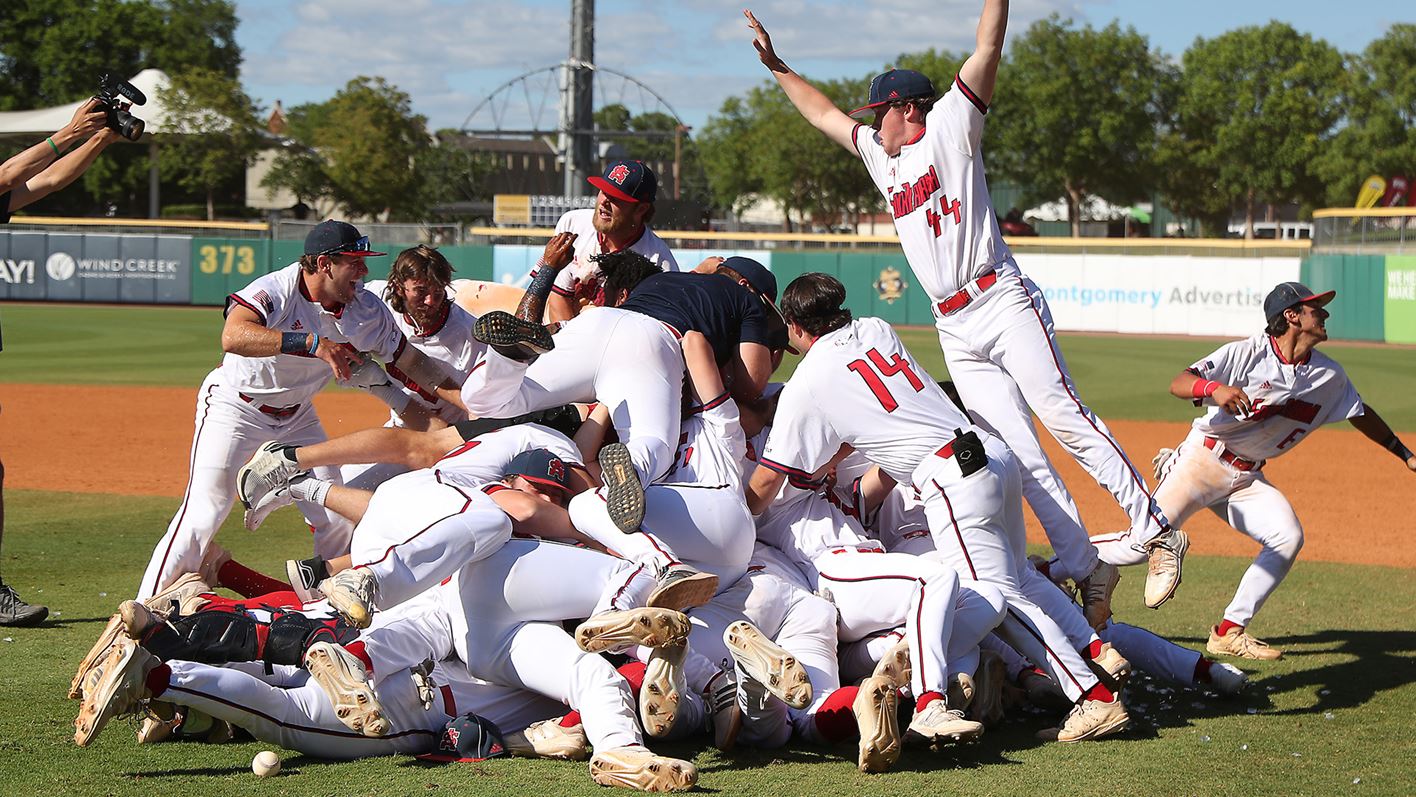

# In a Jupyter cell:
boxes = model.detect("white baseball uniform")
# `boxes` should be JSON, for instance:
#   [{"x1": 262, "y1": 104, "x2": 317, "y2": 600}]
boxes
[
  {"x1": 347, "y1": 423, "x2": 584, "y2": 610},
  {"x1": 462, "y1": 306, "x2": 684, "y2": 487},
  {"x1": 139, "y1": 264, "x2": 406, "y2": 601},
  {"x1": 529, "y1": 208, "x2": 679, "y2": 309},
  {"x1": 853, "y1": 74, "x2": 1169, "y2": 581},
  {"x1": 1093, "y1": 334, "x2": 1364, "y2": 627}
]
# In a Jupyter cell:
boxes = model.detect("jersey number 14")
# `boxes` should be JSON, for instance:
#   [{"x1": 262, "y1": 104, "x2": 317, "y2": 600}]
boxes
[{"x1": 847, "y1": 348, "x2": 925, "y2": 412}]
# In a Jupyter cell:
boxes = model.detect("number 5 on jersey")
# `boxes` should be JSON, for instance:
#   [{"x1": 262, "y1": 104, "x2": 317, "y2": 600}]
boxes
[{"x1": 848, "y1": 348, "x2": 924, "y2": 412}]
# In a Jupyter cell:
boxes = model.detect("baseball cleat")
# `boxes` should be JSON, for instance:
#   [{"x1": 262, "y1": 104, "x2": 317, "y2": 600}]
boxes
[
  {"x1": 1205, "y1": 662, "x2": 1249, "y2": 696},
  {"x1": 907, "y1": 698, "x2": 985, "y2": 746},
  {"x1": 1144, "y1": 526, "x2": 1189, "y2": 609},
  {"x1": 504, "y1": 719, "x2": 589, "y2": 760},
  {"x1": 286, "y1": 555, "x2": 329, "y2": 603},
  {"x1": 705, "y1": 664, "x2": 743, "y2": 751},
  {"x1": 646, "y1": 563, "x2": 717, "y2": 611},
  {"x1": 473, "y1": 310, "x2": 555, "y2": 362},
  {"x1": 946, "y1": 672, "x2": 976, "y2": 716},
  {"x1": 303, "y1": 641, "x2": 389, "y2": 737},
  {"x1": 1038, "y1": 696, "x2": 1130, "y2": 743},
  {"x1": 118, "y1": 600, "x2": 162, "y2": 641},
  {"x1": 0, "y1": 581, "x2": 48, "y2": 627},
  {"x1": 74, "y1": 639, "x2": 158, "y2": 747},
  {"x1": 135, "y1": 702, "x2": 179, "y2": 745},
  {"x1": 640, "y1": 642, "x2": 687, "y2": 738},
  {"x1": 575, "y1": 607, "x2": 691, "y2": 653},
  {"x1": 870, "y1": 638, "x2": 912, "y2": 692},
  {"x1": 724, "y1": 620, "x2": 812, "y2": 710},
  {"x1": 319, "y1": 568, "x2": 377, "y2": 629},
  {"x1": 599, "y1": 442, "x2": 646, "y2": 534},
  {"x1": 71, "y1": 613, "x2": 125, "y2": 700},
  {"x1": 1078, "y1": 561, "x2": 1121, "y2": 630},
  {"x1": 853, "y1": 675, "x2": 902, "y2": 773},
  {"x1": 1090, "y1": 642, "x2": 1132, "y2": 690},
  {"x1": 237, "y1": 441, "x2": 303, "y2": 510},
  {"x1": 589, "y1": 745, "x2": 698, "y2": 792},
  {"x1": 970, "y1": 650, "x2": 1008, "y2": 727},
  {"x1": 1207, "y1": 625, "x2": 1283, "y2": 660}
]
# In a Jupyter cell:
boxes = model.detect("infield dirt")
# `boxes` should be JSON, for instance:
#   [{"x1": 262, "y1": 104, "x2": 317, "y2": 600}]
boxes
[{"x1": 1, "y1": 382, "x2": 1407, "y2": 568}]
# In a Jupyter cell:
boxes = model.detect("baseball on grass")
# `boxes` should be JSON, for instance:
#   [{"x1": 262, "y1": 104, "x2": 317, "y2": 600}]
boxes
[{"x1": 252, "y1": 750, "x2": 281, "y2": 777}]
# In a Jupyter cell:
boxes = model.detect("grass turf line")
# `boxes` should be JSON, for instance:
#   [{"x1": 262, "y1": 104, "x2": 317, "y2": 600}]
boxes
[
  {"x1": 4, "y1": 303, "x2": 1416, "y2": 428},
  {"x1": 2, "y1": 489, "x2": 1413, "y2": 796}
]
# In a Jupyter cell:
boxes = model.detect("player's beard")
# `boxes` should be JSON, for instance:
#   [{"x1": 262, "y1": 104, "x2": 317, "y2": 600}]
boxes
[{"x1": 593, "y1": 203, "x2": 642, "y2": 241}]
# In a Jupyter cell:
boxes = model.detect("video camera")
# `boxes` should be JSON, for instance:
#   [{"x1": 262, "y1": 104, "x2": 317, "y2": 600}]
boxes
[{"x1": 95, "y1": 73, "x2": 147, "y2": 141}]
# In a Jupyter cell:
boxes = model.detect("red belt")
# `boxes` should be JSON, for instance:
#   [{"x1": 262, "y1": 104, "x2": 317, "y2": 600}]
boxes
[
  {"x1": 936, "y1": 270, "x2": 999, "y2": 316},
  {"x1": 1203, "y1": 437, "x2": 1262, "y2": 471},
  {"x1": 239, "y1": 392, "x2": 301, "y2": 419}
]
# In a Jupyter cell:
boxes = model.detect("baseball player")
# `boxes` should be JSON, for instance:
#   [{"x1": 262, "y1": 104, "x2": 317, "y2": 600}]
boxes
[
  {"x1": 137, "y1": 220, "x2": 455, "y2": 602},
  {"x1": 1094, "y1": 282, "x2": 1416, "y2": 659},
  {"x1": 749, "y1": 274, "x2": 1128, "y2": 744},
  {"x1": 745, "y1": 2, "x2": 1182, "y2": 627},
  {"x1": 532, "y1": 159, "x2": 679, "y2": 323}
]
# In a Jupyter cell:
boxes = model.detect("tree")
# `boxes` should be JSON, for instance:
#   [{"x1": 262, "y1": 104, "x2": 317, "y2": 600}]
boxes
[
  {"x1": 265, "y1": 77, "x2": 431, "y2": 220},
  {"x1": 159, "y1": 68, "x2": 264, "y2": 219},
  {"x1": 414, "y1": 132, "x2": 499, "y2": 215},
  {"x1": 986, "y1": 16, "x2": 1172, "y2": 236},
  {"x1": 1315, "y1": 24, "x2": 1416, "y2": 206},
  {"x1": 1162, "y1": 23, "x2": 1345, "y2": 238}
]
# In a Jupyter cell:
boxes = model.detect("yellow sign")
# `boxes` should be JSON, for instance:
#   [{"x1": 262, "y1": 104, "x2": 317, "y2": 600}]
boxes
[
  {"x1": 874, "y1": 265, "x2": 907, "y2": 304},
  {"x1": 493, "y1": 195, "x2": 532, "y2": 226}
]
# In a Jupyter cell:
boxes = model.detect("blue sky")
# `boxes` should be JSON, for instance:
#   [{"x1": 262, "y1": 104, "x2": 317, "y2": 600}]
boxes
[{"x1": 232, "y1": 1, "x2": 1411, "y2": 133}]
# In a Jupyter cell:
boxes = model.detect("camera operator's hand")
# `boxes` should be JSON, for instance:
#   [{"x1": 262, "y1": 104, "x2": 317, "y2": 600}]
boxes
[{"x1": 59, "y1": 98, "x2": 108, "y2": 149}]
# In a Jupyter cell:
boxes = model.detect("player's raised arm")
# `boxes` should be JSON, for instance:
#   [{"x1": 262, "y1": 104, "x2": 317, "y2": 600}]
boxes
[
  {"x1": 745, "y1": 9, "x2": 859, "y2": 154},
  {"x1": 957, "y1": 0, "x2": 1008, "y2": 106},
  {"x1": 1348, "y1": 405, "x2": 1416, "y2": 473},
  {"x1": 1169, "y1": 369, "x2": 1251, "y2": 416}
]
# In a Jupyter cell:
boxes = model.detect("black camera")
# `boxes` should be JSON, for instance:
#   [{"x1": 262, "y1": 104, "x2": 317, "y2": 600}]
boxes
[{"x1": 95, "y1": 73, "x2": 147, "y2": 141}]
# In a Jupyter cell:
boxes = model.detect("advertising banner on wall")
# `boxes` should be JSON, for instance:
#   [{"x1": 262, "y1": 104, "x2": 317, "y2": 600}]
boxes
[
  {"x1": 0, "y1": 230, "x2": 192, "y2": 304},
  {"x1": 1022, "y1": 254, "x2": 1301, "y2": 338},
  {"x1": 489, "y1": 244, "x2": 771, "y2": 287},
  {"x1": 1384, "y1": 255, "x2": 1416, "y2": 344}
]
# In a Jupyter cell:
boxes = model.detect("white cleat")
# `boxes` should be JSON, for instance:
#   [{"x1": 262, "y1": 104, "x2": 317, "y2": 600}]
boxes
[
  {"x1": 907, "y1": 698, "x2": 984, "y2": 746},
  {"x1": 243, "y1": 473, "x2": 306, "y2": 530},
  {"x1": 589, "y1": 745, "x2": 698, "y2": 792},
  {"x1": 303, "y1": 641, "x2": 389, "y2": 737},
  {"x1": 723, "y1": 620, "x2": 812, "y2": 710},
  {"x1": 504, "y1": 719, "x2": 589, "y2": 760},
  {"x1": 237, "y1": 441, "x2": 304, "y2": 510},
  {"x1": 640, "y1": 642, "x2": 686, "y2": 738},
  {"x1": 854, "y1": 675, "x2": 901, "y2": 773},
  {"x1": 319, "y1": 568, "x2": 377, "y2": 629},
  {"x1": 1144, "y1": 526, "x2": 1189, "y2": 609},
  {"x1": 575, "y1": 608, "x2": 691, "y2": 653},
  {"x1": 74, "y1": 640, "x2": 158, "y2": 747}
]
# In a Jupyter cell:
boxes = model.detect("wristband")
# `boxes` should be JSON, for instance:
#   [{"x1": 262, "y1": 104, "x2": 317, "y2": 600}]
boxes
[
  {"x1": 307, "y1": 333, "x2": 321, "y2": 356},
  {"x1": 1191, "y1": 380, "x2": 1219, "y2": 400},
  {"x1": 1382, "y1": 434, "x2": 1414, "y2": 462},
  {"x1": 46, "y1": 137, "x2": 61, "y2": 157},
  {"x1": 280, "y1": 332, "x2": 309, "y2": 354}
]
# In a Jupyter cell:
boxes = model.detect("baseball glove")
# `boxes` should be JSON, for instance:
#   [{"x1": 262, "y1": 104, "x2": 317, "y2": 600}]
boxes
[{"x1": 1151, "y1": 448, "x2": 1175, "y2": 481}]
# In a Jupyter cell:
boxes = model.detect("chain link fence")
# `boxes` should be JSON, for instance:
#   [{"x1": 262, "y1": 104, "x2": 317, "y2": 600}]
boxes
[{"x1": 1312, "y1": 209, "x2": 1413, "y2": 255}]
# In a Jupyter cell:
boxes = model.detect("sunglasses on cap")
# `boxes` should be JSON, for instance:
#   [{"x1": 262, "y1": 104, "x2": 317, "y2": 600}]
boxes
[{"x1": 317, "y1": 235, "x2": 372, "y2": 257}]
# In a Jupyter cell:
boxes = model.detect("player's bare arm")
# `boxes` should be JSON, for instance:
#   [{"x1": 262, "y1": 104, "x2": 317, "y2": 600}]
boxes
[
  {"x1": 1170, "y1": 369, "x2": 1251, "y2": 416},
  {"x1": 731, "y1": 341, "x2": 774, "y2": 402},
  {"x1": 957, "y1": 0, "x2": 1009, "y2": 106},
  {"x1": 854, "y1": 465, "x2": 899, "y2": 518},
  {"x1": 682, "y1": 331, "x2": 727, "y2": 405},
  {"x1": 746, "y1": 463, "x2": 787, "y2": 515},
  {"x1": 744, "y1": 9, "x2": 858, "y2": 154},
  {"x1": 220, "y1": 304, "x2": 360, "y2": 381},
  {"x1": 486, "y1": 486, "x2": 601, "y2": 548},
  {"x1": 1348, "y1": 405, "x2": 1416, "y2": 472}
]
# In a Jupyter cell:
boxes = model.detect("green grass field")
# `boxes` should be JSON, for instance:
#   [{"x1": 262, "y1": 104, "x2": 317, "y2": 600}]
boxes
[{"x1": 2, "y1": 302, "x2": 1415, "y2": 796}]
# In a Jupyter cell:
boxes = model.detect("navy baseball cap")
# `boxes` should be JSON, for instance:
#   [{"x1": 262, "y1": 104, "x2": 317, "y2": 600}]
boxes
[
  {"x1": 504, "y1": 448, "x2": 571, "y2": 493},
  {"x1": 588, "y1": 159, "x2": 658, "y2": 203},
  {"x1": 416, "y1": 713, "x2": 508, "y2": 763},
  {"x1": 849, "y1": 69, "x2": 938, "y2": 118},
  {"x1": 722, "y1": 256, "x2": 777, "y2": 303},
  {"x1": 1263, "y1": 282, "x2": 1336, "y2": 324},
  {"x1": 304, "y1": 220, "x2": 386, "y2": 257}
]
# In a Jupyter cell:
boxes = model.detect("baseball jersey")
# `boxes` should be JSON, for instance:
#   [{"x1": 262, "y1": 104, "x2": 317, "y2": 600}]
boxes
[
  {"x1": 530, "y1": 208, "x2": 679, "y2": 307},
  {"x1": 619, "y1": 271, "x2": 774, "y2": 366},
  {"x1": 1187, "y1": 334, "x2": 1364, "y2": 462},
  {"x1": 433, "y1": 423, "x2": 584, "y2": 490},
  {"x1": 223, "y1": 264, "x2": 405, "y2": 407},
  {"x1": 760, "y1": 317, "x2": 969, "y2": 486},
  {"x1": 854, "y1": 74, "x2": 1013, "y2": 301},
  {"x1": 660, "y1": 392, "x2": 747, "y2": 489},
  {"x1": 366, "y1": 279, "x2": 485, "y2": 425}
]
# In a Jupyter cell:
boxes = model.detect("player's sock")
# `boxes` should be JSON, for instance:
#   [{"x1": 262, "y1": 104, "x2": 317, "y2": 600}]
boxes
[
  {"x1": 1193, "y1": 657, "x2": 1214, "y2": 683},
  {"x1": 145, "y1": 663, "x2": 172, "y2": 699},
  {"x1": 1216, "y1": 619, "x2": 1243, "y2": 637},
  {"x1": 290, "y1": 477, "x2": 332, "y2": 506},
  {"x1": 616, "y1": 660, "x2": 647, "y2": 694},
  {"x1": 1080, "y1": 682, "x2": 1115, "y2": 704},
  {"x1": 812, "y1": 685, "x2": 861, "y2": 744},
  {"x1": 559, "y1": 710, "x2": 582, "y2": 728},
  {"x1": 343, "y1": 641, "x2": 375, "y2": 675},
  {"x1": 915, "y1": 690, "x2": 944, "y2": 713},
  {"x1": 217, "y1": 560, "x2": 292, "y2": 598}
]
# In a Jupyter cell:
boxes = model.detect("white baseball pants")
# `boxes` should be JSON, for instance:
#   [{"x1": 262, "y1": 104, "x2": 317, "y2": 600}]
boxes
[{"x1": 461, "y1": 307, "x2": 684, "y2": 486}]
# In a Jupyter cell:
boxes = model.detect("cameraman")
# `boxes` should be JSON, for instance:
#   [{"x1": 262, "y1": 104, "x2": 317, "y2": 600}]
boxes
[
  {"x1": 0, "y1": 98, "x2": 120, "y2": 626},
  {"x1": 0, "y1": 98, "x2": 118, "y2": 223}
]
